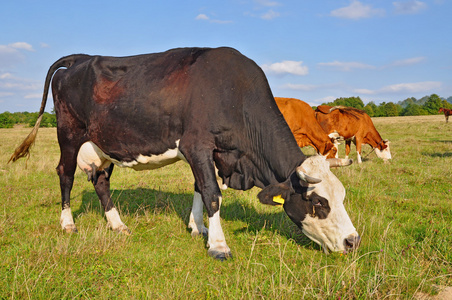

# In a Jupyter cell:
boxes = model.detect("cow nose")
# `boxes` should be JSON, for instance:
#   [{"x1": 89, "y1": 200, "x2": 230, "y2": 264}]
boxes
[{"x1": 344, "y1": 234, "x2": 361, "y2": 251}]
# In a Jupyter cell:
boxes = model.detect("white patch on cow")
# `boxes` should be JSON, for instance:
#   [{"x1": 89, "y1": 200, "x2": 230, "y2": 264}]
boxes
[
  {"x1": 215, "y1": 166, "x2": 228, "y2": 190},
  {"x1": 375, "y1": 142, "x2": 391, "y2": 161},
  {"x1": 60, "y1": 207, "x2": 75, "y2": 231},
  {"x1": 356, "y1": 151, "x2": 362, "y2": 164},
  {"x1": 77, "y1": 140, "x2": 186, "y2": 174},
  {"x1": 105, "y1": 208, "x2": 128, "y2": 232},
  {"x1": 188, "y1": 192, "x2": 208, "y2": 237},
  {"x1": 328, "y1": 132, "x2": 340, "y2": 139},
  {"x1": 207, "y1": 201, "x2": 231, "y2": 257},
  {"x1": 299, "y1": 156, "x2": 358, "y2": 253}
]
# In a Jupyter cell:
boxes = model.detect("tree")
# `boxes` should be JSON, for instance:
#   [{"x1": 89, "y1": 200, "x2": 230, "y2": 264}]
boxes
[
  {"x1": 380, "y1": 102, "x2": 401, "y2": 117},
  {"x1": 423, "y1": 94, "x2": 443, "y2": 114},
  {"x1": 441, "y1": 100, "x2": 452, "y2": 110},
  {"x1": 0, "y1": 112, "x2": 15, "y2": 128},
  {"x1": 364, "y1": 101, "x2": 378, "y2": 117},
  {"x1": 324, "y1": 96, "x2": 365, "y2": 110},
  {"x1": 401, "y1": 103, "x2": 428, "y2": 116}
]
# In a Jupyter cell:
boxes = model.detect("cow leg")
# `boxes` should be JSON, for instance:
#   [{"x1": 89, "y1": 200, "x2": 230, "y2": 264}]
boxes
[
  {"x1": 355, "y1": 141, "x2": 363, "y2": 164},
  {"x1": 345, "y1": 140, "x2": 352, "y2": 159},
  {"x1": 180, "y1": 143, "x2": 231, "y2": 260},
  {"x1": 446, "y1": 115, "x2": 449, "y2": 123},
  {"x1": 57, "y1": 147, "x2": 79, "y2": 233},
  {"x1": 92, "y1": 163, "x2": 130, "y2": 235},
  {"x1": 188, "y1": 191, "x2": 208, "y2": 237}
]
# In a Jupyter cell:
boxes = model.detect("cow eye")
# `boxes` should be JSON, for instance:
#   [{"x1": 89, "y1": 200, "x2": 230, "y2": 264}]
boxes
[{"x1": 312, "y1": 199, "x2": 322, "y2": 207}]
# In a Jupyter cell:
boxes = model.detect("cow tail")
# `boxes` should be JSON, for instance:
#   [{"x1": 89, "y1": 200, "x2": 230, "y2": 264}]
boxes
[{"x1": 9, "y1": 55, "x2": 85, "y2": 163}]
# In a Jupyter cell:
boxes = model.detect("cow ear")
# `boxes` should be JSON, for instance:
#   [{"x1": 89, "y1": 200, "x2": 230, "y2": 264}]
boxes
[{"x1": 257, "y1": 182, "x2": 291, "y2": 206}]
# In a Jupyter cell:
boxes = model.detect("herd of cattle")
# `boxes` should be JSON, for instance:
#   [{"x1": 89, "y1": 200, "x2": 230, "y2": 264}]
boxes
[
  {"x1": 11, "y1": 47, "x2": 396, "y2": 260},
  {"x1": 275, "y1": 97, "x2": 391, "y2": 164}
]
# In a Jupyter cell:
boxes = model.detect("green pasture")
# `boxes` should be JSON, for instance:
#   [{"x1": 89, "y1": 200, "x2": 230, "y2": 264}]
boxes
[{"x1": 0, "y1": 115, "x2": 451, "y2": 299}]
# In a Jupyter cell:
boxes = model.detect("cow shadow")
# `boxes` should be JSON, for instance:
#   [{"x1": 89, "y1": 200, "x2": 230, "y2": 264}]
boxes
[
  {"x1": 422, "y1": 152, "x2": 452, "y2": 158},
  {"x1": 75, "y1": 187, "x2": 318, "y2": 250}
]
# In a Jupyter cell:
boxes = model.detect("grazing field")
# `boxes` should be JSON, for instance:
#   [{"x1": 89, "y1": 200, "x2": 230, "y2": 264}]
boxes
[{"x1": 0, "y1": 115, "x2": 451, "y2": 299}]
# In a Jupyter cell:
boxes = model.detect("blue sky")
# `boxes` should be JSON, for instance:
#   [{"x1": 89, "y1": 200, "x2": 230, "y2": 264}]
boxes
[{"x1": 1, "y1": 0, "x2": 451, "y2": 112}]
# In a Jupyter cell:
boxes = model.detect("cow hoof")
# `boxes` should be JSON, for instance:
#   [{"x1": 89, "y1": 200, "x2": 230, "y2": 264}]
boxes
[
  {"x1": 63, "y1": 224, "x2": 78, "y2": 233},
  {"x1": 190, "y1": 227, "x2": 208, "y2": 238},
  {"x1": 113, "y1": 225, "x2": 131, "y2": 235},
  {"x1": 208, "y1": 249, "x2": 233, "y2": 261}
]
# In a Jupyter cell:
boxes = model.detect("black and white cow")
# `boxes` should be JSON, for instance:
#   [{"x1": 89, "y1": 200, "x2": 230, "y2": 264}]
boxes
[{"x1": 10, "y1": 47, "x2": 360, "y2": 259}]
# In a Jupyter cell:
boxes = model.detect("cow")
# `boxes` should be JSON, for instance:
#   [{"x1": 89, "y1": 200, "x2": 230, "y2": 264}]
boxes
[
  {"x1": 439, "y1": 107, "x2": 452, "y2": 123},
  {"x1": 10, "y1": 47, "x2": 360, "y2": 259},
  {"x1": 275, "y1": 97, "x2": 338, "y2": 158},
  {"x1": 315, "y1": 105, "x2": 391, "y2": 164}
]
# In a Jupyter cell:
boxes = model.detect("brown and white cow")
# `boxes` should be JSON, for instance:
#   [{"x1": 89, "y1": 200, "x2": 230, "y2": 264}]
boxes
[
  {"x1": 315, "y1": 105, "x2": 391, "y2": 164},
  {"x1": 439, "y1": 107, "x2": 452, "y2": 123},
  {"x1": 275, "y1": 97, "x2": 338, "y2": 158},
  {"x1": 10, "y1": 47, "x2": 360, "y2": 259}
]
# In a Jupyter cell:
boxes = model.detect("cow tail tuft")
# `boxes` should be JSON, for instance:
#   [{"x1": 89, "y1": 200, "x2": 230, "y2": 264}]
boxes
[{"x1": 8, "y1": 114, "x2": 43, "y2": 163}]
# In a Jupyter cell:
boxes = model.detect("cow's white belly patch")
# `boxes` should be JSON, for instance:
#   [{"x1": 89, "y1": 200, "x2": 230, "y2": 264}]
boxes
[{"x1": 77, "y1": 140, "x2": 186, "y2": 173}]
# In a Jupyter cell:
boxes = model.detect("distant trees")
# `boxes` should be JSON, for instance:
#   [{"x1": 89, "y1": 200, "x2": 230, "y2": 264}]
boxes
[
  {"x1": 0, "y1": 111, "x2": 56, "y2": 128},
  {"x1": 318, "y1": 94, "x2": 452, "y2": 117},
  {"x1": 323, "y1": 96, "x2": 365, "y2": 110}
]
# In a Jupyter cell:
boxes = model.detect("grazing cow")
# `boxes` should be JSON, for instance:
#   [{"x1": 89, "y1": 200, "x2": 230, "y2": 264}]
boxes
[
  {"x1": 275, "y1": 97, "x2": 338, "y2": 158},
  {"x1": 315, "y1": 105, "x2": 391, "y2": 164},
  {"x1": 439, "y1": 107, "x2": 452, "y2": 123},
  {"x1": 10, "y1": 47, "x2": 360, "y2": 259}
]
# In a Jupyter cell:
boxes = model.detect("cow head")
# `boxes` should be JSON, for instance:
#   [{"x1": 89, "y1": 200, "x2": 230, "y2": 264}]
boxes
[
  {"x1": 257, "y1": 156, "x2": 360, "y2": 253},
  {"x1": 375, "y1": 140, "x2": 391, "y2": 162}
]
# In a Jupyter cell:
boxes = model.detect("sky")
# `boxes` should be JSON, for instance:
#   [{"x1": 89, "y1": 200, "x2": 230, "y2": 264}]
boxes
[{"x1": 1, "y1": 0, "x2": 451, "y2": 113}]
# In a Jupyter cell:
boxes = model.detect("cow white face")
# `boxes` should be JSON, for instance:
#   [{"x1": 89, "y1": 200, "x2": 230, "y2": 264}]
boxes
[
  {"x1": 375, "y1": 140, "x2": 391, "y2": 161},
  {"x1": 257, "y1": 156, "x2": 360, "y2": 253}
]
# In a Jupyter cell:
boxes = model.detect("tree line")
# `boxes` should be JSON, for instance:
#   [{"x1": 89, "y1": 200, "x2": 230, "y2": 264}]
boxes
[
  {"x1": 1, "y1": 94, "x2": 451, "y2": 128},
  {"x1": 319, "y1": 94, "x2": 452, "y2": 117},
  {"x1": 0, "y1": 111, "x2": 56, "y2": 128}
]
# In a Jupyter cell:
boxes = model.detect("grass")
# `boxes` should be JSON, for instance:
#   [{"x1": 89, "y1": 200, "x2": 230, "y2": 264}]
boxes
[{"x1": 0, "y1": 115, "x2": 451, "y2": 299}]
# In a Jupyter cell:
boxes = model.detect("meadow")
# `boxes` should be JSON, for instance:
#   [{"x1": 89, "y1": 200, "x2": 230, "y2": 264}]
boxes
[{"x1": 0, "y1": 115, "x2": 451, "y2": 299}]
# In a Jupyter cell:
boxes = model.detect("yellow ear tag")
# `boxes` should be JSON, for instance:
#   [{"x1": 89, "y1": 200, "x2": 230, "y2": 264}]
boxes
[{"x1": 273, "y1": 195, "x2": 285, "y2": 205}]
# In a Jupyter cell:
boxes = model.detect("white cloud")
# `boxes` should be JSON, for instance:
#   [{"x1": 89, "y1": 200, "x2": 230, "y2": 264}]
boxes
[
  {"x1": 380, "y1": 81, "x2": 441, "y2": 93},
  {"x1": 354, "y1": 88, "x2": 377, "y2": 95},
  {"x1": 389, "y1": 56, "x2": 426, "y2": 67},
  {"x1": 0, "y1": 42, "x2": 34, "y2": 69},
  {"x1": 261, "y1": 9, "x2": 280, "y2": 20},
  {"x1": 330, "y1": 1, "x2": 385, "y2": 20},
  {"x1": 0, "y1": 73, "x2": 41, "y2": 91},
  {"x1": 0, "y1": 73, "x2": 14, "y2": 79},
  {"x1": 318, "y1": 61, "x2": 376, "y2": 71},
  {"x1": 353, "y1": 81, "x2": 442, "y2": 95},
  {"x1": 195, "y1": 14, "x2": 209, "y2": 20},
  {"x1": 24, "y1": 93, "x2": 42, "y2": 99},
  {"x1": 195, "y1": 14, "x2": 232, "y2": 24},
  {"x1": 261, "y1": 61, "x2": 309, "y2": 76},
  {"x1": 393, "y1": 1, "x2": 427, "y2": 14},
  {"x1": 9, "y1": 42, "x2": 34, "y2": 51}
]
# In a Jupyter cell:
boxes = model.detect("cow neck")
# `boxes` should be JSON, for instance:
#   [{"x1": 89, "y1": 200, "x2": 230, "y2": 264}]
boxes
[{"x1": 244, "y1": 101, "x2": 305, "y2": 188}]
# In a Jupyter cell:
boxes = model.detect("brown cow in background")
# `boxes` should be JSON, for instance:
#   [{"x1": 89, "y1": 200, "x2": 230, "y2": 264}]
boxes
[
  {"x1": 315, "y1": 105, "x2": 391, "y2": 163},
  {"x1": 439, "y1": 107, "x2": 452, "y2": 123},
  {"x1": 275, "y1": 97, "x2": 338, "y2": 158}
]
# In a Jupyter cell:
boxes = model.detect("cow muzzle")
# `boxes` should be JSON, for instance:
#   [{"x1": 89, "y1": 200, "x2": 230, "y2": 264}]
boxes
[{"x1": 344, "y1": 234, "x2": 361, "y2": 252}]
